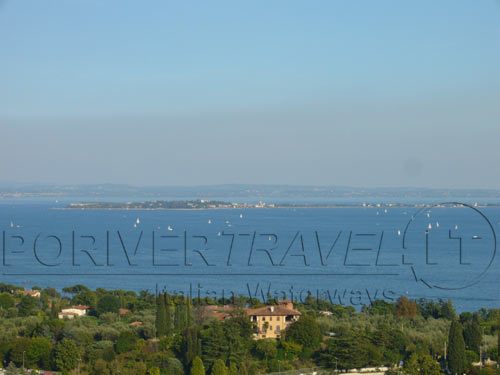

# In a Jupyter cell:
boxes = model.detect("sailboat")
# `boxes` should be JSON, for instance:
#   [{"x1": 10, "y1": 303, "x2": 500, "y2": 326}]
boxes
[
  {"x1": 167, "y1": 226, "x2": 173, "y2": 231},
  {"x1": 208, "y1": 219, "x2": 211, "y2": 224},
  {"x1": 240, "y1": 214, "x2": 243, "y2": 219},
  {"x1": 136, "y1": 218, "x2": 140, "y2": 224},
  {"x1": 397, "y1": 230, "x2": 401, "y2": 236},
  {"x1": 455, "y1": 225, "x2": 459, "y2": 230},
  {"x1": 10, "y1": 221, "x2": 14, "y2": 228},
  {"x1": 428, "y1": 223, "x2": 432, "y2": 229},
  {"x1": 436, "y1": 222, "x2": 440, "y2": 228},
  {"x1": 426, "y1": 212, "x2": 430, "y2": 218}
]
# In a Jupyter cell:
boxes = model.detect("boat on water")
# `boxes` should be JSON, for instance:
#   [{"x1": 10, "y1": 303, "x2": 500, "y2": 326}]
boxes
[
  {"x1": 208, "y1": 219, "x2": 211, "y2": 224},
  {"x1": 455, "y1": 225, "x2": 459, "y2": 230},
  {"x1": 436, "y1": 222, "x2": 440, "y2": 228},
  {"x1": 397, "y1": 230, "x2": 401, "y2": 236},
  {"x1": 168, "y1": 226, "x2": 173, "y2": 231},
  {"x1": 428, "y1": 223, "x2": 432, "y2": 229},
  {"x1": 240, "y1": 214, "x2": 243, "y2": 218},
  {"x1": 136, "y1": 218, "x2": 140, "y2": 224},
  {"x1": 10, "y1": 221, "x2": 14, "y2": 228}
]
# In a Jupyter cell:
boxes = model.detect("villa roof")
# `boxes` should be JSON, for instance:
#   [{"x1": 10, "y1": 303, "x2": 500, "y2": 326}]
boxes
[
  {"x1": 69, "y1": 305, "x2": 89, "y2": 310},
  {"x1": 247, "y1": 305, "x2": 301, "y2": 317}
]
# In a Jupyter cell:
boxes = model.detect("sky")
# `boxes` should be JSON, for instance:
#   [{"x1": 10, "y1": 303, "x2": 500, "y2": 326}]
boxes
[{"x1": 0, "y1": 0, "x2": 499, "y2": 188}]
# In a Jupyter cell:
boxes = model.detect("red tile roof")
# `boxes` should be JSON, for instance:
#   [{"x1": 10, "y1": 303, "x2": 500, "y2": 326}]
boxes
[
  {"x1": 247, "y1": 305, "x2": 301, "y2": 317},
  {"x1": 71, "y1": 305, "x2": 89, "y2": 310}
]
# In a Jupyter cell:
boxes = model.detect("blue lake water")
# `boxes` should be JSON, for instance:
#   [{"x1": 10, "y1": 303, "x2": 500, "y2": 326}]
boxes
[{"x1": 1, "y1": 200, "x2": 499, "y2": 312}]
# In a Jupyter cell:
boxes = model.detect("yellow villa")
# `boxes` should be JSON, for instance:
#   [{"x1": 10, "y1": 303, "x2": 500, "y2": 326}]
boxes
[{"x1": 247, "y1": 300, "x2": 301, "y2": 339}]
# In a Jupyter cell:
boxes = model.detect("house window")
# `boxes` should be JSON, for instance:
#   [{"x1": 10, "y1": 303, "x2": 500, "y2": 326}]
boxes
[
  {"x1": 276, "y1": 325, "x2": 280, "y2": 332},
  {"x1": 270, "y1": 326, "x2": 273, "y2": 330},
  {"x1": 277, "y1": 317, "x2": 280, "y2": 321},
  {"x1": 262, "y1": 317, "x2": 266, "y2": 321},
  {"x1": 270, "y1": 317, "x2": 273, "y2": 321}
]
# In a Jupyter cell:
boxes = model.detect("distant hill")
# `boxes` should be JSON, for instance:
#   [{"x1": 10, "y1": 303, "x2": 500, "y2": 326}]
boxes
[{"x1": 2, "y1": 183, "x2": 500, "y2": 199}]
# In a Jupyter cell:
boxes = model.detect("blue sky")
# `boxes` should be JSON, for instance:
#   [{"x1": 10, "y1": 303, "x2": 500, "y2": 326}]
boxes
[{"x1": 1, "y1": 1, "x2": 499, "y2": 188}]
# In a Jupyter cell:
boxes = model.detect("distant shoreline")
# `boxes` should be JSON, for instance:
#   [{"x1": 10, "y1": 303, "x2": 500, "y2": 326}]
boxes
[{"x1": 58, "y1": 200, "x2": 500, "y2": 210}]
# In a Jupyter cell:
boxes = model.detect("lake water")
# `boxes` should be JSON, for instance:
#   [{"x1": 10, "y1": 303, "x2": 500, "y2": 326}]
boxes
[{"x1": 1, "y1": 199, "x2": 499, "y2": 312}]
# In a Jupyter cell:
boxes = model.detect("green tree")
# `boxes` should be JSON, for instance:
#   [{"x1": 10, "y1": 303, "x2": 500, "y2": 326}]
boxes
[
  {"x1": 102, "y1": 346, "x2": 116, "y2": 362},
  {"x1": 0, "y1": 292, "x2": 14, "y2": 309},
  {"x1": 174, "y1": 302, "x2": 187, "y2": 331},
  {"x1": 201, "y1": 320, "x2": 228, "y2": 369},
  {"x1": 55, "y1": 338, "x2": 79, "y2": 375},
  {"x1": 27, "y1": 337, "x2": 53, "y2": 369},
  {"x1": 448, "y1": 321, "x2": 466, "y2": 375},
  {"x1": 18, "y1": 295, "x2": 35, "y2": 316},
  {"x1": 97, "y1": 295, "x2": 120, "y2": 315},
  {"x1": 156, "y1": 293, "x2": 167, "y2": 337},
  {"x1": 93, "y1": 359, "x2": 110, "y2": 375},
  {"x1": 9, "y1": 338, "x2": 30, "y2": 367},
  {"x1": 281, "y1": 341, "x2": 302, "y2": 359},
  {"x1": 285, "y1": 314, "x2": 322, "y2": 356},
  {"x1": 211, "y1": 359, "x2": 228, "y2": 375},
  {"x1": 228, "y1": 363, "x2": 238, "y2": 375},
  {"x1": 441, "y1": 299, "x2": 456, "y2": 320},
  {"x1": 320, "y1": 331, "x2": 380, "y2": 370},
  {"x1": 115, "y1": 331, "x2": 138, "y2": 354},
  {"x1": 404, "y1": 353, "x2": 441, "y2": 375},
  {"x1": 5, "y1": 362, "x2": 19, "y2": 375},
  {"x1": 191, "y1": 356, "x2": 205, "y2": 375},
  {"x1": 183, "y1": 328, "x2": 202, "y2": 368},
  {"x1": 463, "y1": 322, "x2": 482, "y2": 354},
  {"x1": 165, "y1": 293, "x2": 173, "y2": 334},
  {"x1": 148, "y1": 367, "x2": 161, "y2": 375},
  {"x1": 255, "y1": 339, "x2": 277, "y2": 360}
]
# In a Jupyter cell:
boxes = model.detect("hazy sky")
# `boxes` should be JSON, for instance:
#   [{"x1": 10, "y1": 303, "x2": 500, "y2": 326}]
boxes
[{"x1": 1, "y1": 1, "x2": 499, "y2": 188}]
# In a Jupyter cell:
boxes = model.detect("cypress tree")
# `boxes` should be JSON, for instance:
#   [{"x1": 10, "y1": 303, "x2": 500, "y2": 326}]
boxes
[
  {"x1": 183, "y1": 328, "x2": 202, "y2": 367},
  {"x1": 156, "y1": 293, "x2": 167, "y2": 337},
  {"x1": 165, "y1": 293, "x2": 172, "y2": 335},
  {"x1": 448, "y1": 321, "x2": 466, "y2": 375},
  {"x1": 186, "y1": 297, "x2": 192, "y2": 327},
  {"x1": 228, "y1": 363, "x2": 238, "y2": 375},
  {"x1": 175, "y1": 300, "x2": 187, "y2": 331},
  {"x1": 463, "y1": 322, "x2": 481, "y2": 354},
  {"x1": 211, "y1": 359, "x2": 228, "y2": 375},
  {"x1": 191, "y1": 356, "x2": 205, "y2": 375}
]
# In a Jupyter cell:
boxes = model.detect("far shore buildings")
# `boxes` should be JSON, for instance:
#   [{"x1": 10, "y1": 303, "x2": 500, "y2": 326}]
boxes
[
  {"x1": 203, "y1": 299, "x2": 301, "y2": 339},
  {"x1": 58, "y1": 305, "x2": 89, "y2": 319}
]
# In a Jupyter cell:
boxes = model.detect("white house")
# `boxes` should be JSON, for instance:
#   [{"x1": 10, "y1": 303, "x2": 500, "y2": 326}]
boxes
[{"x1": 58, "y1": 305, "x2": 89, "y2": 319}]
